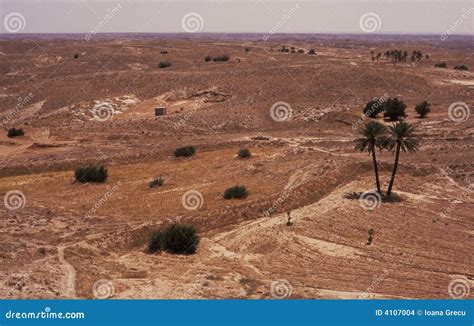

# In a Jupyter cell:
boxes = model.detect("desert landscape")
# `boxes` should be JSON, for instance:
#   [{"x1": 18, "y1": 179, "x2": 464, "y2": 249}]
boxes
[{"x1": 0, "y1": 33, "x2": 473, "y2": 299}]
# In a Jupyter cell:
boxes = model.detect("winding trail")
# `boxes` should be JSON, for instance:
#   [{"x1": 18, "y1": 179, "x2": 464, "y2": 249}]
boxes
[{"x1": 58, "y1": 246, "x2": 77, "y2": 298}]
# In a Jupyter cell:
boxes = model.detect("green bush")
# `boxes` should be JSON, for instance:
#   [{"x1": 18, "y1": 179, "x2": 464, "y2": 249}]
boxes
[
  {"x1": 213, "y1": 54, "x2": 230, "y2": 62},
  {"x1": 238, "y1": 148, "x2": 251, "y2": 159},
  {"x1": 149, "y1": 224, "x2": 200, "y2": 255},
  {"x1": 434, "y1": 62, "x2": 447, "y2": 68},
  {"x1": 362, "y1": 99, "x2": 384, "y2": 118},
  {"x1": 174, "y1": 145, "x2": 196, "y2": 157},
  {"x1": 415, "y1": 101, "x2": 431, "y2": 118},
  {"x1": 7, "y1": 128, "x2": 24, "y2": 137},
  {"x1": 74, "y1": 165, "x2": 108, "y2": 183},
  {"x1": 383, "y1": 98, "x2": 407, "y2": 121},
  {"x1": 148, "y1": 177, "x2": 164, "y2": 188},
  {"x1": 224, "y1": 185, "x2": 248, "y2": 199},
  {"x1": 454, "y1": 64, "x2": 468, "y2": 71},
  {"x1": 159, "y1": 61, "x2": 172, "y2": 68}
]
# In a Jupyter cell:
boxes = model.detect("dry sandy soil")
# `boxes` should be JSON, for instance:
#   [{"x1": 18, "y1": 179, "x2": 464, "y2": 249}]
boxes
[{"x1": 0, "y1": 34, "x2": 473, "y2": 299}]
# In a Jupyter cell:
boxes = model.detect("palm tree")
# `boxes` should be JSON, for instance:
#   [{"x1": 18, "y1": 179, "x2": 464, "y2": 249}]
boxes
[
  {"x1": 385, "y1": 122, "x2": 419, "y2": 197},
  {"x1": 355, "y1": 121, "x2": 387, "y2": 193}
]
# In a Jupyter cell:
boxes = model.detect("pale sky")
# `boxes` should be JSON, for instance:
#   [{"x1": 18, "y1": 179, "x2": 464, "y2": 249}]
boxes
[{"x1": 1, "y1": 0, "x2": 473, "y2": 35}]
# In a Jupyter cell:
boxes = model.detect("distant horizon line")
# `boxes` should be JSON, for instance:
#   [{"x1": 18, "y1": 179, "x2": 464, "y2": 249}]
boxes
[{"x1": 1, "y1": 32, "x2": 473, "y2": 36}]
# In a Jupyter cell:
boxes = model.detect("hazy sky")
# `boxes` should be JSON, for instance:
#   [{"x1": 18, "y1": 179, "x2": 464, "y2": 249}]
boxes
[{"x1": 1, "y1": 0, "x2": 473, "y2": 34}]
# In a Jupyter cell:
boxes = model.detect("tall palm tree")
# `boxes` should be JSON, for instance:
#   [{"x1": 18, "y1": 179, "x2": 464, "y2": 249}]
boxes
[
  {"x1": 385, "y1": 122, "x2": 419, "y2": 197},
  {"x1": 355, "y1": 121, "x2": 387, "y2": 193}
]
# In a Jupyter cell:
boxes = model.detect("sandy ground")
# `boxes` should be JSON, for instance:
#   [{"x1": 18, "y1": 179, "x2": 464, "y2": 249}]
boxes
[{"x1": 0, "y1": 35, "x2": 473, "y2": 299}]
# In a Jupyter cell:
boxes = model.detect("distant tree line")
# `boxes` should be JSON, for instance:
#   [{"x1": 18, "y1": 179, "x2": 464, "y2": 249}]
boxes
[{"x1": 370, "y1": 50, "x2": 429, "y2": 64}]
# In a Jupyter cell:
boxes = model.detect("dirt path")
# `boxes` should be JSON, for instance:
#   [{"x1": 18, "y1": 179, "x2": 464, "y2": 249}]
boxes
[{"x1": 57, "y1": 246, "x2": 77, "y2": 298}]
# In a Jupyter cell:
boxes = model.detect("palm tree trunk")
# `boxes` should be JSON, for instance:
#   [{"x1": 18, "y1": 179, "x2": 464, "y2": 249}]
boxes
[
  {"x1": 371, "y1": 150, "x2": 381, "y2": 193},
  {"x1": 387, "y1": 142, "x2": 401, "y2": 197}
]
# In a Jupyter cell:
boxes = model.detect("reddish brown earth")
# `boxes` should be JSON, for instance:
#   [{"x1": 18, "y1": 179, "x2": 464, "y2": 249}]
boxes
[{"x1": 0, "y1": 35, "x2": 473, "y2": 299}]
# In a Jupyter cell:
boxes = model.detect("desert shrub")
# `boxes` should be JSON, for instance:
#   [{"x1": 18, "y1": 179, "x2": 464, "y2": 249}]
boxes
[
  {"x1": 238, "y1": 148, "x2": 251, "y2": 159},
  {"x1": 74, "y1": 53, "x2": 79, "y2": 59},
  {"x1": 245, "y1": 47, "x2": 250, "y2": 52},
  {"x1": 160, "y1": 50, "x2": 169, "y2": 54},
  {"x1": 7, "y1": 128, "x2": 24, "y2": 137},
  {"x1": 74, "y1": 165, "x2": 108, "y2": 183},
  {"x1": 159, "y1": 61, "x2": 172, "y2": 68},
  {"x1": 213, "y1": 54, "x2": 230, "y2": 62},
  {"x1": 434, "y1": 62, "x2": 447, "y2": 68},
  {"x1": 298, "y1": 49, "x2": 304, "y2": 54},
  {"x1": 308, "y1": 49, "x2": 316, "y2": 55},
  {"x1": 362, "y1": 99, "x2": 384, "y2": 118},
  {"x1": 224, "y1": 185, "x2": 248, "y2": 199},
  {"x1": 454, "y1": 64, "x2": 468, "y2": 71},
  {"x1": 204, "y1": 55, "x2": 213, "y2": 62},
  {"x1": 149, "y1": 224, "x2": 199, "y2": 255},
  {"x1": 383, "y1": 98, "x2": 407, "y2": 121},
  {"x1": 148, "y1": 177, "x2": 164, "y2": 188},
  {"x1": 174, "y1": 145, "x2": 196, "y2": 157},
  {"x1": 415, "y1": 101, "x2": 431, "y2": 118}
]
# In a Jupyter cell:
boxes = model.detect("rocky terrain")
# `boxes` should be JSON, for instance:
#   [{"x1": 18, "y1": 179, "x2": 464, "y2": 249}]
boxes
[{"x1": 0, "y1": 34, "x2": 473, "y2": 299}]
